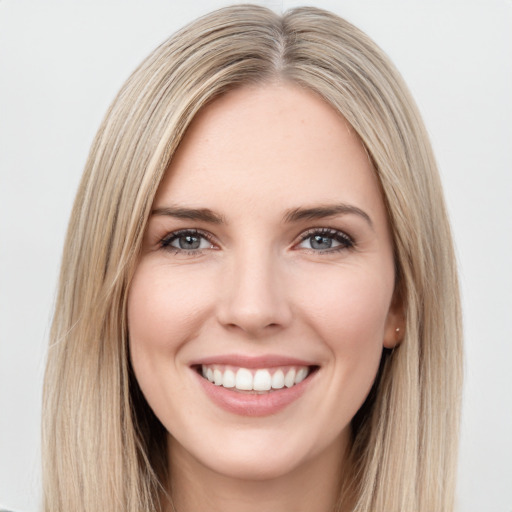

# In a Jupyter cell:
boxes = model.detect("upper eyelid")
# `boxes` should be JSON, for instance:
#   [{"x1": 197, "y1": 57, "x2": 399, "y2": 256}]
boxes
[
  {"x1": 299, "y1": 226, "x2": 350, "y2": 235},
  {"x1": 161, "y1": 228, "x2": 216, "y2": 243},
  {"x1": 296, "y1": 227, "x2": 354, "y2": 241},
  {"x1": 164, "y1": 228, "x2": 210, "y2": 236},
  {"x1": 293, "y1": 227, "x2": 355, "y2": 253},
  {"x1": 159, "y1": 229, "x2": 218, "y2": 256},
  {"x1": 157, "y1": 226, "x2": 354, "y2": 250}
]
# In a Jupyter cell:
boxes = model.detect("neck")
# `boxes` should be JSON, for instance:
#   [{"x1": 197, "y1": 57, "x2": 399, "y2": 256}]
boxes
[{"x1": 166, "y1": 434, "x2": 352, "y2": 512}]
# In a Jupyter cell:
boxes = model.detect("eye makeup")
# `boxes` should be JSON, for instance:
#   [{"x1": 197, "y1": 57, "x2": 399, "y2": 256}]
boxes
[
  {"x1": 295, "y1": 227, "x2": 354, "y2": 254},
  {"x1": 157, "y1": 225, "x2": 355, "y2": 258},
  {"x1": 160, "y1": 228, "x2": 217, "y2": 256}
]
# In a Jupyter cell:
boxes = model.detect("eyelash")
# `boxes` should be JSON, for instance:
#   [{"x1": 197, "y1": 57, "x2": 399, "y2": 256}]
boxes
[
  {"x1": 297, "y1": 228, "x2": 354, "y2": 254},
  {"x1": 159, "y1": 227, "x2": 354, "y2": 256},
  {"x1": 160, "y1": 229, "x2": 216, "y2": 256}
]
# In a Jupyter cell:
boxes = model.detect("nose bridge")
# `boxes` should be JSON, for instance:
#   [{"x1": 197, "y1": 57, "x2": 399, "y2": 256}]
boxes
[{"x1": 217, "y1": 242, "x2": 291, "y2": 335}]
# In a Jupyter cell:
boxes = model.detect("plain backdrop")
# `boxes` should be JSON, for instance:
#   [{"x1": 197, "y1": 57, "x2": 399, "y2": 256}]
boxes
[{"x1": 0, "y1": 1, "x2": 511, "y2": 511}]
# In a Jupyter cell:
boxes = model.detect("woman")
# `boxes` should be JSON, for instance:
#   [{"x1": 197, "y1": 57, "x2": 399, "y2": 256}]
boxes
[{"x1": 42, "y1": 4, "x2": 462, "y2": 512}]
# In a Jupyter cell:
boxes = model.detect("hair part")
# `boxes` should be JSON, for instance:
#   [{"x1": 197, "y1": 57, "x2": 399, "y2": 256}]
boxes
[{"x1": 43, "y1": 5, "x2": 462, "y2": 511}]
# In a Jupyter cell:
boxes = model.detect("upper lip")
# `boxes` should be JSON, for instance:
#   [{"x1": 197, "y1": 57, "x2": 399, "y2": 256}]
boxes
[{"x1": 190, "y1": 354, "x2": 317, "y2": 369}]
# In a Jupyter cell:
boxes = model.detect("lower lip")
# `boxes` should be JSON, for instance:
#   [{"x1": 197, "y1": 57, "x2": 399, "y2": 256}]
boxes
[{"x1": 193, "y1": 369, "x2": 315, "y2": 417}]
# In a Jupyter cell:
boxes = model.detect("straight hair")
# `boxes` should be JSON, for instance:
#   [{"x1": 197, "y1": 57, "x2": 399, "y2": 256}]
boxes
[{"x1": 43, "y1": 5, "x2": 462, "y2": 511}]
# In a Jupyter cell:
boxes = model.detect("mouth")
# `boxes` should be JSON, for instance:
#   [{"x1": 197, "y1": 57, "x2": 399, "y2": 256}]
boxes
[
  {"x1": 190, "y1": 355, "x2": 320, "y2": 416},
  {"x1": 193, "y1": 364, "x2": 319, "y2": 394}
]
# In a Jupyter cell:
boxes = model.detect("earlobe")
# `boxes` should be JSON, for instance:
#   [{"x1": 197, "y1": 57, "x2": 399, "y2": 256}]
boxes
[
  {"x1": 383, "y1": 295, "x2": 405, "y2": 349},
  {"x1": 383, "y1": 319, "x2": 405, "y2": 349}
]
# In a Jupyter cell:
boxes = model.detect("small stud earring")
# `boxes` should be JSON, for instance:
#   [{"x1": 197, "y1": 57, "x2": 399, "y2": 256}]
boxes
[{"x1": 395, "y1": 327, "x2": 400, "y2": 333}]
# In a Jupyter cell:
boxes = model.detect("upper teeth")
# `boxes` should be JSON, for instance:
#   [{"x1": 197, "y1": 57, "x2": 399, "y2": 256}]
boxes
[{"x1": 201, "y1": 365, "x2": 310, "y2": 391}]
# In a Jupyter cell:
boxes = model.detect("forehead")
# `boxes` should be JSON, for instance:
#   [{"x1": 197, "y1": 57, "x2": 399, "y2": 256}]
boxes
[{"x1": 154, "y1": 83, "x2": 387, "y2": 229}]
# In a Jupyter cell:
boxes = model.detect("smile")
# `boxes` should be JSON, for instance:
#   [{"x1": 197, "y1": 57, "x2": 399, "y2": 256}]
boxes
[
  {"x1": 200, "y1": 364, "x2": 311, "y2": 392},
  {"x1": 191, "y1": 356, "x2": 319, "y2": 416}
]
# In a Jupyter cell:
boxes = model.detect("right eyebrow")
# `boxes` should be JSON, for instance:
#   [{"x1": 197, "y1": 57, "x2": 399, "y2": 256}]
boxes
[
  {"x1": 151, "y1": 206, "x2": 225, "y2": 224},
  {"x1": 282, "y1": 203, "x2": 373, "y2": 229}
]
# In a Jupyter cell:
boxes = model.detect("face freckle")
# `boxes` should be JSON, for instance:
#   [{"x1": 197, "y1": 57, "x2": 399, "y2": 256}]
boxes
[{"x1": 127, "y1": 82, "x2": 402, "y2": 482}]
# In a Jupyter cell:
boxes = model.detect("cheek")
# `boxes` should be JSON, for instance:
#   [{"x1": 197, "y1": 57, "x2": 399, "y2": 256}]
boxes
[
  {"x1": 296, "y1": 263, "x2": 393, "y2": 398},
  {"x1": 126, "y1": 262, "x2": 215, "y2": 413},
  {"x1": 128, "y1": 262, "x2": 213, "y2": 353},
  {"x1": 299, "y1": 263, "x2": 394, "y2": 345}
]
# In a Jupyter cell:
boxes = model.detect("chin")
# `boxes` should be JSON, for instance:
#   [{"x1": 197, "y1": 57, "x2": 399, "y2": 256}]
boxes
[
  {"x1": 198, "y1": 449, "x2": 310, "y2": 482},
  {"x1": 168, "y1": 423, "x2": 347, "y2": 483}
]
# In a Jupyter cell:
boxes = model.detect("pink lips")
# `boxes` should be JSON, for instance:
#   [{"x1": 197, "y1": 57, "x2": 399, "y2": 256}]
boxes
[
  {"x1": 191, "y1": 354, "x2": 314, "y2": 368},
  {"x1": 191, "y1": 354, "x2": 318, "y2": 417}
]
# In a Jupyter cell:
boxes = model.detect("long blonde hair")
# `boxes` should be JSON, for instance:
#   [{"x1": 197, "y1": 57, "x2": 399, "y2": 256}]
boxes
[{"x1": 43, "y1": 5, "x2": 462, "y2": 511}]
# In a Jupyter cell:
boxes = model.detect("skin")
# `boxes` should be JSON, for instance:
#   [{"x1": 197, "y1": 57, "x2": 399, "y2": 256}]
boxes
[{"x1": 128, "y1": 83, "x2": 403, "y2": 512}]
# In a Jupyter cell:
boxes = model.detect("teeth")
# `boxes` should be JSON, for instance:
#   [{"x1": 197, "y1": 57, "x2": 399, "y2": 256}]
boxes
[
  {"x1": 213, "y1": 369, "x2": 223, "y2": 386},
  {"x1": 295, "y1": 367, "x2": 308, "y2": 384},
  {"x1": 235, "y1": 368, "x2": 253, "y2": 390},
  {"x1": 253, "y1": 369, "x2": 272, "y2": 391},
  {"x1": 200, "y1": 364, "x2": 311, "y2": 392},
  {"x1": 284, "y1": 369, "x2": 296, "y2": 388},
  {"x1": 271, "y1": 369, "x2": 285, "y2": 389},
  {"x1": 223, "y1": 369, "x2": 235, "y2": 388}
]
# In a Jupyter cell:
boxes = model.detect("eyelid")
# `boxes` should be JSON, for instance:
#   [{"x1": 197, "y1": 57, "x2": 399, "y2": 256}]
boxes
[
  {"x1": 294, "y1": 227, "x2": 355, "y2": 252},
  {"x1": 156, "y1": 226, "x2": 354, "y2": 256},
  {"x1": 160, "y1": 228, "x2": 218, "y2": 253},
  {"x1": 298, "y1": 227, "x2": 353, "y2": 242}
]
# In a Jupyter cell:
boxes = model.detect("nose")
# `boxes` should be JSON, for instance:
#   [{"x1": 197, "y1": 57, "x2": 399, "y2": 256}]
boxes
[{"x1": 216, "y1": 248, "x2": 292, "y2": 337}]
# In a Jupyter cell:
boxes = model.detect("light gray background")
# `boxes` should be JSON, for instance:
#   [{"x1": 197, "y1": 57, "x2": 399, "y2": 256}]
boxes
[{"x1": 1, "y1": 1, "x2": 511, "y2": 511}]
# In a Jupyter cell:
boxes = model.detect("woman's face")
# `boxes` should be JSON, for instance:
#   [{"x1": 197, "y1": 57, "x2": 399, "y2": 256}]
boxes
[{"x1": 128, "y1": 83, "x2": 401, "y2": 481}]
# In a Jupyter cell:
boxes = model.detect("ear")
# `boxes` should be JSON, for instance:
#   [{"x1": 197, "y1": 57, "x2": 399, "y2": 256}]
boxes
[{"x1": 383, "y1": 289, "x2": 405, "y2": 349}]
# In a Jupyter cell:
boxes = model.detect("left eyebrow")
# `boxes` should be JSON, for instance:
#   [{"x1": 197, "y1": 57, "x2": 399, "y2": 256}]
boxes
[
  {"x1": 151, "y1": 206, "x2": 225, "y2": 224},
  {"x1": 282, "y1": 204, "x2": 373, "y2": 229}
]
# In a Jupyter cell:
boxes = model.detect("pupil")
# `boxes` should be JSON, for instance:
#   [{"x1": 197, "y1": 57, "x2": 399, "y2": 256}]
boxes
[
  {"x1": 311, "y1": 235, "x2": 332, "y2": 250},
  {"x1": 180, "y1": 235, "x2": 200, "y2": 250}
]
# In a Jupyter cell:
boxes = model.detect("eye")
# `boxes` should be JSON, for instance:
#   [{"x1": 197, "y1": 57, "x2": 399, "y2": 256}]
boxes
[
  {"x1": 297, "y1": 228, "x2": 354, "y2": 253},
  {"x1": 161, "y1": 229, "x2": 215, "y2": 253}
]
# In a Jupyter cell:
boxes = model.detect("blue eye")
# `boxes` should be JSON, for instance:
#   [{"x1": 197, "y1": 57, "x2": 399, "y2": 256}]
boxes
[
  {"x1": 161, "y1": 230, "x2": 214, "y2": 253},
  {"x1": 298, "y1": 229, "x2": 353, "y2": 252}
]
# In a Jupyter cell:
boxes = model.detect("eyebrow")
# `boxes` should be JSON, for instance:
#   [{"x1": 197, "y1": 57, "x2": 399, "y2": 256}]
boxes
[
  {"x1": 151, "y1": 203, "x2": 373, "y2": 228},
  {"x1": 151, "y1": 206, "x2": 225, "y2": 224},
  {"x1": 282, "y1": 204, "x2": 373, "y2": 228}
]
